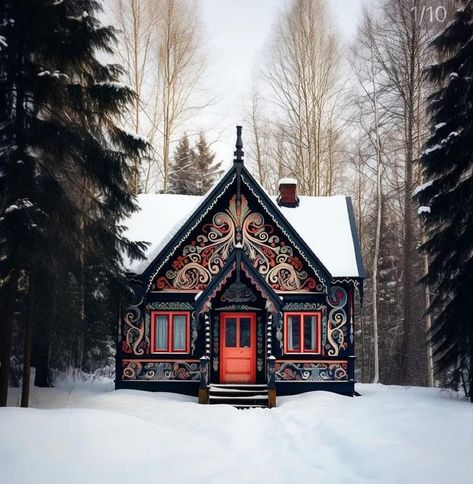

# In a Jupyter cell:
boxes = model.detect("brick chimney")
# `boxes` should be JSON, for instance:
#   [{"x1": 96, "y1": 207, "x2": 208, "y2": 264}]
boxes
[{"x1": 277, "y1": 178, "x2": 299, "y2": 208}]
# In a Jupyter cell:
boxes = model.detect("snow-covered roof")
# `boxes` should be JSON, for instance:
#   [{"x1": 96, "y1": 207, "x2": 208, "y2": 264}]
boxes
[
  {"x1": 124, "y1": 194, "x2": 202, "y2": 274},
  {"x1": 277, "y1": 196, "x2": 362, "y2": 278},
  {"x1": 124, "y1": 192, "x2": 363, "y2": 279},
  {"x1": 278, "y1": 177, "x2": 297, "y2": 185}
]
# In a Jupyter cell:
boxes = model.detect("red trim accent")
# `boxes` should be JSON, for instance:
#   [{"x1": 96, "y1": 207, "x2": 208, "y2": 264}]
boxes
[
  {"x1": 123, "y1": 359, "x2": 200, "y2": 363},
  {"x1": 284, "y1": 312, "x2": 322, "y2": 354},
  {"x1": 150, "y1": 311, "x2": 190, "y2": 354},
  {"x1": 220, "y1": 312, "x2": 256, "y2": 383},
  {"x1": 239, "y1": 264, "x2": 276, "y2": 312},
  {"x1": 276, "y1": 359, "x2": 346, "y2": 363}
]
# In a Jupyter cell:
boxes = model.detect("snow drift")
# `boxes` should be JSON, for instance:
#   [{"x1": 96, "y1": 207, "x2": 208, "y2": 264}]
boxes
[{"x1": 1, "y1": 383, "x2": 472, "y2": 484}]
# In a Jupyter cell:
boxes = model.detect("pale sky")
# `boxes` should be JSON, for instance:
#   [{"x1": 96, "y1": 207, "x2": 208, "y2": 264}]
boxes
[{"x1": 194, "y1": 0, "x2": 364, "y2": 166}]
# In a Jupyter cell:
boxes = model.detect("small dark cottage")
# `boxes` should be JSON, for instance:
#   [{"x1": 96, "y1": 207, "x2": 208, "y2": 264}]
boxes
[{"x1": 116, "y1": 127, "x2": 364, "y2": 407}]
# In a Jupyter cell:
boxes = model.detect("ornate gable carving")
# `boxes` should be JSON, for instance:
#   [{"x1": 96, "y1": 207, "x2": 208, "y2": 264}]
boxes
[
  {"x1": 221, "y1": 281, "x2": 257, "y2": 303},
  {"x1": 153, "y1": 194, "x2": 323, "y2": 292}
]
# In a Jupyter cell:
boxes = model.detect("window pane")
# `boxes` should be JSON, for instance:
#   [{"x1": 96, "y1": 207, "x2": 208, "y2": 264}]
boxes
[
  {"x1": 304, "y1": 315, "x2": 316, "y2": 351},
  {"x1": 240, "y1": 318, "x2": 251, "y2": 347},
  {"x1": 173, "y1": 315, "x2": 186, "y2": 351},
  {"x1": 156, "y1": 315, "x2": 168, "y2": 350},
  {"x1": 225, "y1": 318, "x2": 237, "y2": 347},
  {"x1": 288, "y1": 315, "x2": 301, "y2": 351}
]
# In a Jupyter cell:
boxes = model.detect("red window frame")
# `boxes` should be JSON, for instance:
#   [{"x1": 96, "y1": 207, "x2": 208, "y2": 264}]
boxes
[
  {"x1": 150, "y1": 311, "x2": 190, "y2": 354},
  {"x1": 284, "y1": 312, "x2": 322, "y2": 354}
]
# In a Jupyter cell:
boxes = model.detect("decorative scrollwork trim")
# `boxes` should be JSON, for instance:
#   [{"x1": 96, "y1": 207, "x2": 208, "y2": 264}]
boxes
[
  {"x1": 122, "y1": 296, "x2": 148, "y2": 355},
  {"x1": 241, "y1": 175, "x2": 329, "y2": 292},
  {"x1": 153, "y1": 191, "x2": 321, "y2": 293},
  {"x1": 146, "y1": 301, "x2": 194, "y2": 310},
  {"x1": 326, "y1": 286, "x2": 348, "y2": 357},
  {"x1": 146, "y1": 175, "x2": 236, "y2": 291},
  {"x1": 283, "y1": 302, "x2": 325, "y2": 311},
  {"x1": 122, "y1": 359, "x2": 200, "y2": 381},
  {"x1": 275, "y1": 360, "x2": 348, "y2": 382}
]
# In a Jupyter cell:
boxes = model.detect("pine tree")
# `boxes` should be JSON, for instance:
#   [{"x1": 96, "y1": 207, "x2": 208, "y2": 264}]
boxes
[
  {"x1": 193, "y1": 132, "x2": 222, "y2": 195},
  {"x1": 417, "y1": 0, "x2": 473, "y2": 401},
  {"x1": 169, "y1": 134, "x2": 196, "y2": 194},
  {"x1": 0, "y1": 0, "x2": 147, "y2": 405},
  {"x1": 169, "y1": 133, "x2": 222, "y2": 195}
]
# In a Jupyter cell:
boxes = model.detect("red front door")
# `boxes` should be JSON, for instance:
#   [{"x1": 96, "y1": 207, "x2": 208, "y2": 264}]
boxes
[{"x1": 220, "y1": 313, "x2": 256, "y2": 383}]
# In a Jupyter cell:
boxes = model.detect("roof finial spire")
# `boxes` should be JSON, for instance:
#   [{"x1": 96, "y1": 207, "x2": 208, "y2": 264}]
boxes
[{"x1": 234, "y1": 125, "x2": 244, "y2": 163}]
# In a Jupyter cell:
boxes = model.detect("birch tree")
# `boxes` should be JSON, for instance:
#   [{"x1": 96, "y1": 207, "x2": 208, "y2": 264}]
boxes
[
  {"x1": 263, "y1": 0, "x2": 342, "y2": 196},
  {"x1": 156, "y1": 0, "x2": 205, "y2": 193},
  {"x1": 351, "y1": 10, "x2": 390, "y2": 384},
  {"x1": 113, "y1": 0, "x2": 161, "y2": 193},
  {"x1": 348, "y1": 0, "x2": 449, "y2": 385},
  {"x1": 112, "y1": 0, "x2": 206, "y2": 193},
  {"x1": 372, "y1": 0, "x2": 439, "y2": 385},
  {"x1": 246, "y1": 89, "x2": 276, "y2": 190}
]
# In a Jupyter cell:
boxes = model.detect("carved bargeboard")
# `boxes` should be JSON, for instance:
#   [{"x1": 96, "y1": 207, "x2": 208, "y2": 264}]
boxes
[{"x1": 154, "y1": 194, "x2": 320, "y2": 292}]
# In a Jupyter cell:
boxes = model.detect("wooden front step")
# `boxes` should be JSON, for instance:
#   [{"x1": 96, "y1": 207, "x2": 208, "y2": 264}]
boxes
[{"x1": 208, "y1": 384, "x2": 271, "y2": 408}]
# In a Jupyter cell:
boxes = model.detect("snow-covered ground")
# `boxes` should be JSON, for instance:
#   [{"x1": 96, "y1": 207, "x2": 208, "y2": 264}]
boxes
[{"x1": 1, "y1": 382, "x2": 472, "y2": 484}]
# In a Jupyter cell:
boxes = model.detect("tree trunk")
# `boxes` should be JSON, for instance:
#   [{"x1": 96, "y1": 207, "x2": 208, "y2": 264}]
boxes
[
  {"x1": 21, "y1": 277, "x2": 35, "y2": 407},
  {"x1": 400, "y1": 166, "x2": 414, "y2": 383},
  {"x1": 470, "y1": 368, "x2": 473, "y2": 403},
  {"x1": 423, "y1": 250, "x2": 434, "y2": 387},
  {"x1": 34, "y1": 338, "x2": 51, "y2": 388},
  {"x1": 372, "y1": 173, "x2": 382, "y2": 384},
  {"x1": 0, "y1": 269, "x2": 20, "y2": 406},
  {"x1": 0, "y1": 0, "x2": 25, "y2": 406},
  {"x1": 161, "y1": 1, "x2": 171, "y2": 194},
  {"x1": 251, "y1": 96, "x2": 264, "y2": 185},
  {"x1": 468, "y1": 337, "x2": 473, "y2": 403},
  {"x1": 371, "y1": 59, "x2": 382, "y2": 385},
  {"x1": 132, "y1": 0, "x2": 141, "y2": 194},
  {"x1": 400, "y1": 96, "x2": 415, "y2": 385},
  {"x1": 34, "y1": 280, "x2": 54, "y2": 388},
  {"x1": 162, "y1": 121, "x2": 170, "y2": 193}
]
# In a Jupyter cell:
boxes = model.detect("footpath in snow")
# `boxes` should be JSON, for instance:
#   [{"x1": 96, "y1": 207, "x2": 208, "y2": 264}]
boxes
[{"x1": 1, "y1": 382, "x2": 472, "y2": 484}]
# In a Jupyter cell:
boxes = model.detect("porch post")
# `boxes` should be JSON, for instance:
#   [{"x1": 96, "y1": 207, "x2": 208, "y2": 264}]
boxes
[
  {"x1": 199, "y1": 356, "x2": 210, "y2": 404},
  {"x1": 266, "y1": 312, "x2": 276, "y2": 408},
  {"x1": 199, "y1": 312, "x2": 211, "y2": 404},
  {"x1": 204, "y1": 312, "x2": 211, "y2": 358},
  {"x1": 266, "y1": 312, "x2": 273, "y2": 360},
  {"x1": 267, "y1": 356, "x2": 276, "y2": 408},
  {"x1": 348, "y1": 287, "x2": 356, "y2": 392}
]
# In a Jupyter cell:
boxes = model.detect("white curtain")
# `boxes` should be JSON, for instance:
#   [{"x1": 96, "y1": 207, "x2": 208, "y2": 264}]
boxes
[
  {"x1": 288, "y1": 317, "x2": 294, "y2": 350},
  {"x1": 288, "y1": 315, "x2": 300, "y2": 351},
  {"x1": 156, "y1": 315, "x2": 168, "y2": 350},
  {"x1": 173, "y1": 315, "x2": 186, "y2": 351}
]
